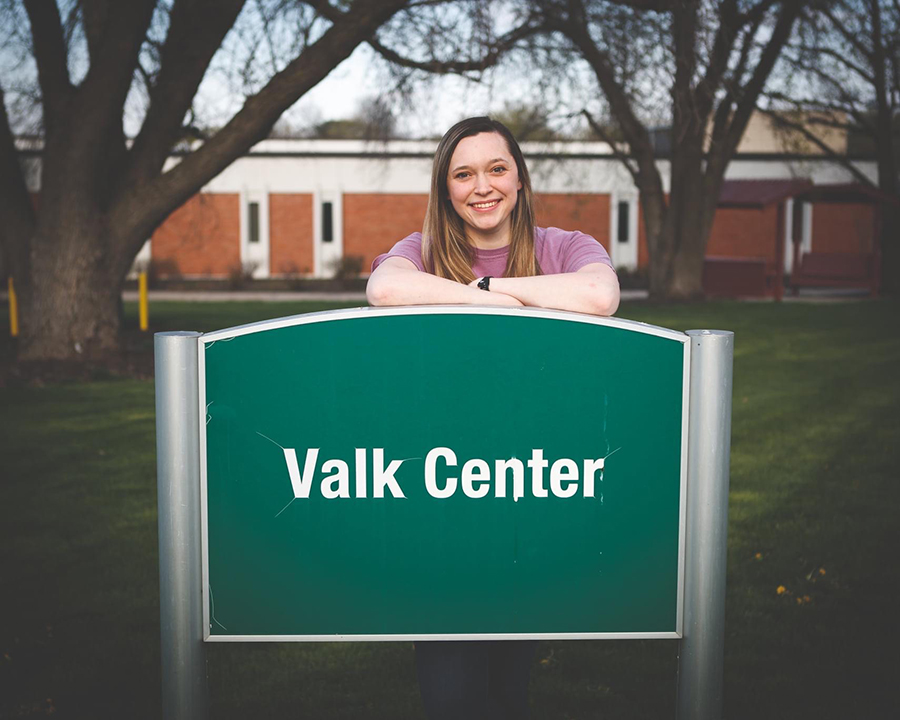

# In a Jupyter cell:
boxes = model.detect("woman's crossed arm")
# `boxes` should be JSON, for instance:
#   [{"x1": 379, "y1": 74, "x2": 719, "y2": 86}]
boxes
[{"x1": 367, "y1": 258, "x2": 619, "y2": 316}]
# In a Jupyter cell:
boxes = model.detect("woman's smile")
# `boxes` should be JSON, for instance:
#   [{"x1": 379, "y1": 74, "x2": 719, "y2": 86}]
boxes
[{"x1": 470, "y1": 198, "x2": 502, "y2": 211}]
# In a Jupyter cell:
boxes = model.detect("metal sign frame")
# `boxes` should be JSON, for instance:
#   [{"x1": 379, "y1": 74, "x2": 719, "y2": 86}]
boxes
[
  {"x1": 155, "y1": 310, "x2": 733, "y2": 720},
  {"x1": 196, "y1": 306, "x2": 691, "y2": 643}
]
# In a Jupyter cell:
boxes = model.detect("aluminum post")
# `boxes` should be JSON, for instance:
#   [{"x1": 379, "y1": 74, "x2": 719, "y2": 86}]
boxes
[
  {"x1": 155, "y1": 331, "x2": 208, "y2": 720},
  {"x1": 676, "y1": 329, "x2": 734, "y2": 720}
]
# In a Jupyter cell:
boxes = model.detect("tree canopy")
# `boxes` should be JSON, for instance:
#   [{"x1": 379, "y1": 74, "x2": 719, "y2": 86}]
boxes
[{"x1": 0, "y1": 0, "x2": 412, "y2": 361}]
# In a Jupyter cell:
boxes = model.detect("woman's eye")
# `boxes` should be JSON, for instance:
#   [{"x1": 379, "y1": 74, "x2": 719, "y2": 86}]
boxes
[
  {"x1": 491, "y1": 166, "x2": 507, "y2": 174},
  {"x1": 454, "y1": 172, "x2": 471, "y2": 180}
]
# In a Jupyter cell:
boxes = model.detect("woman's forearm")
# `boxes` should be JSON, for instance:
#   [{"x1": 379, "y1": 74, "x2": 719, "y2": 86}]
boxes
[
  {"x1": 486, "y1": 265, "x2": 620, "y2": 316},
  {"x1": 367, "y1": 264, "x2": 523, "y2": 307}
]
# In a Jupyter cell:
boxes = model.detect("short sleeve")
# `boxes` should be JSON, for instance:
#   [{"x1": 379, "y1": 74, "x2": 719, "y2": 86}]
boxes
[
  {"x1": 560, "y1": 231, "x2": 614, "y2": 273},
  {"x1": 536, "y1": 227, "x2": 615, "y2": 274},
  {"x1": 371, "y1": 233, "x2": 426, "y2": 273}
]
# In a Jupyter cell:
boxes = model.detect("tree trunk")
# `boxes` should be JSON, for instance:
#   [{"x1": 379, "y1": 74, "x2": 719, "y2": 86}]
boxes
[
  {"x1": 644, "y1": 138, "x2": 712, "y2": 301},
  {"x1": 18, "y1": 222, "x2": 123, "y2": 362},
  {"x1": 647, "y1": 220, "x2": 707, "y2": 301}
]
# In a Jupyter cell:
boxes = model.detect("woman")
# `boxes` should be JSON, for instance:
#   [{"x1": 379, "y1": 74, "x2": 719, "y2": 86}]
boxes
[
  {"x1": 366, "y1": 117, "x2": 620, "y2": 719},
  {"x1": 367, "y1": 116, "x2": 620, "y2": 316}
]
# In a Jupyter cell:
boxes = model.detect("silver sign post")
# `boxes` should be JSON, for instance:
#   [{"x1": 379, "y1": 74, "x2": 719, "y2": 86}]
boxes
[
  {"x1": 677, "y1": 329, "x2": 735, "y2": 720},
  {"x1": 155, "y1": 331, "x2": 208, "y2": 720}
]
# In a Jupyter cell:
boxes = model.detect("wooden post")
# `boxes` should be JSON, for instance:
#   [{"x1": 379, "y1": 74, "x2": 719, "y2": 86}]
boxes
[
  {"x1": 8, "y1": 277, "x2": 18, "y2": 337},
  {"x1": 791, "y1": 199, "x2": 804, "y2": 297},
  {"x1": 140, "y1": 271, "x2": 149, "y2": 331},
  {"x1": 774, "y1": 202, "x2": 785, "y2": 302}
]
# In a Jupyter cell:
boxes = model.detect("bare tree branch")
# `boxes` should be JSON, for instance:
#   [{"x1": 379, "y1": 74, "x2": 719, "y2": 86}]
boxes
[
  {"x1": 551, "y1": 0, "x2": 657, "y2": 168},
  {"x1": 581, "y1": 108, "x2": 639, "y2": 180},
  {"x1": 368, "y1": 16, "x2": 541, "y2": 75},
  {"x1": 731, "y1": 6, "x2": 766, "y2": 85},
  {"x1": 609, "y1": 0, "x2": 676, "y2": 9},
  {"x1": 821, "y1": 3, "x2": 875, "y2": 63},
  {"x1": 764, "y1": 92, "x2": 874, "y2": 131},
  {"x1": 112, "y1": 0, "x2": 411, "y2": 258},
  {"x1": 79, "y1": 0, "x2": 111, "y2": 61},
  {"x1": 789, "y1": 43, "x2": 876, "y2": 83},
  {"x1": 125, "y1": 0, "x2": 246, "y2": 185},
  {"x1": 670, "y1": 0, "x2": 700, "y2": 146},
  {"x1": 707, "y1": 1, "x2": 803, "y2": 186},
  {"x1": 66, "y1": 0, "x2": 157, "y2": 163},
  {"x1": 775, "y1": 55, "x2": 880, "y2": 132},
  {"x1": 23, "y1": 0, "x2": 73, "y2": 129},
  {"x1": 696, "y1": 0, "x2": 741, "y2": 118},
  {"x1": 61, "y1": 1, "x2": 82, "y2": 52},
  {"x1": 762, "y1": 108, "x2": 876, "y2": 187}
]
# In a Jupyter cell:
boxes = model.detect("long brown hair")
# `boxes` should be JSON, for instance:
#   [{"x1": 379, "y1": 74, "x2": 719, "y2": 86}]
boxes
[{"x1": 422, "y1": 117, "x2": 539, "y2": 283}]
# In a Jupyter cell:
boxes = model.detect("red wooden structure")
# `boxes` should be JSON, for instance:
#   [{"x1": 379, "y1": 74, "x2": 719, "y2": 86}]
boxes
[{"x1": 704, "y1": 180, "x2": 889, "y2": 300}]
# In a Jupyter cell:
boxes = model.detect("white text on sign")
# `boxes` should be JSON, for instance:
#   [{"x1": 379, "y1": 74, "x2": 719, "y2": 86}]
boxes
[{"x1": 282, "y1": 447, "x2": 605, "y2": 502}]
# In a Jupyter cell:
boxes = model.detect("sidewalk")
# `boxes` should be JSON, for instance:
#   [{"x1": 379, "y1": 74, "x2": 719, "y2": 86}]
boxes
[
  {"x1": 121, "y1": 289, "x2": 655, "y2": 303},
  {"x1": 0, "y1": 288, "x2": 871, "y2": 303},
  {"x1": 118, "y1": 288, "x2": 872, "y2": 303}
]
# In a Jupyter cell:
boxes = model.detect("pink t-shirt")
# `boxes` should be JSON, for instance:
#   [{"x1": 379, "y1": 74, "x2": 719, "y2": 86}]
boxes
[{"x1": 371, "y1": 227, "x2": 614, "y2": 277}]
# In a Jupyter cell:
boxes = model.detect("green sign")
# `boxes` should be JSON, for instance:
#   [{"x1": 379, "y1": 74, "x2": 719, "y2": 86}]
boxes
[{"x1": 199, "y1": 307, "x2": 689, "y2": 641}]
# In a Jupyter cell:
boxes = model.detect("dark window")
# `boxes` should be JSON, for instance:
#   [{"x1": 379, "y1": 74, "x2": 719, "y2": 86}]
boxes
[
  {"x1": 791, "y1": 200, "x2": 805, "y2": 244},
  {"x1": 617, "y1": 201, "x2": 630, "y2": 243},
  {"x1": 322, "y1": 202, "x2": 333, "y2": 243},
  {"x1": 248, "y1": 202, "x2": 260, "y2": 244}
]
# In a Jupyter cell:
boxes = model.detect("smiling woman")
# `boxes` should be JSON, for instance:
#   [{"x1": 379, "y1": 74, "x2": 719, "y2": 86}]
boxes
[
  {"x1": 365, "y1": 117, "x2": 620, "y2": 719},
  {"x1": 366, "y1": 117, "x2": 621, "y2": 317}
]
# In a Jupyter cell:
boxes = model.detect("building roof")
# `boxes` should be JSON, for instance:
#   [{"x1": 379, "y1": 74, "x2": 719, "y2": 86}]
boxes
[
  {"x1": 718, "y1": 179, "x2": 814, "y2": 208},
  {"x1": 794, "y1": 183, "x2": 900, "y2": 205},
  {"x1": 718, "y1": 180, "x2": 899, "y2": 208}
]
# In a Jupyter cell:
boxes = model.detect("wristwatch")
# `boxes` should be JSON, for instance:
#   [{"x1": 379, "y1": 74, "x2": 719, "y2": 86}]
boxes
[{"x1": 477, "y1": 276, "x2": 492, "y2": 291}]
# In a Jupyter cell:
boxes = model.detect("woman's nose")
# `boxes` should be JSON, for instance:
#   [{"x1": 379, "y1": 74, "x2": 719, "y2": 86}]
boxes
[{"x1": 474, "y1": 173, "x2": 492, "y2": 194}]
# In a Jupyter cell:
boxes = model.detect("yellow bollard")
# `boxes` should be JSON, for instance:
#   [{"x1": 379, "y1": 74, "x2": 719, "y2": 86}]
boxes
[
  {"x1": 8, "y1": 277, "x2": 18, "y2": 337},
  {"x1": 139, "y1": 271, "x2": 149, "y2": 331}
]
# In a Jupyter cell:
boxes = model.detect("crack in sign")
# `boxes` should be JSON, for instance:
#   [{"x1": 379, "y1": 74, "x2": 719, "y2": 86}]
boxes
[{"x1": 209, "y1": 585, "x2": 228, "y2": 631}]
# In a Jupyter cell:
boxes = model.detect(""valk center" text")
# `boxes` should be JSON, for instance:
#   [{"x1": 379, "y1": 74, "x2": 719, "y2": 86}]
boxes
[{"x1": 282, "y1": 447, "x2": 605, "y2": 502}]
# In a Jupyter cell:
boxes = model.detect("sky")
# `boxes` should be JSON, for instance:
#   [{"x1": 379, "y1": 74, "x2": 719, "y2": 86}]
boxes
[
  {"x1": 191, "y1": 32, "x2": 600, "y2": 141},
  {"x1": 0, "y1": 1, "x2": 608, "y2": 142},
  {"x1": 265, "y1": 44, "x2": 556, "y2": 139}
]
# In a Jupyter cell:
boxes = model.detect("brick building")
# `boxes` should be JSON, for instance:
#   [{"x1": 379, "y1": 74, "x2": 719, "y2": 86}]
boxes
[
  {"x1": 12, "y1": 132, "x2": 875, "y2": 286},
  {"x1": 125, "y1": 138, "x2": 878, "y2": 287}
]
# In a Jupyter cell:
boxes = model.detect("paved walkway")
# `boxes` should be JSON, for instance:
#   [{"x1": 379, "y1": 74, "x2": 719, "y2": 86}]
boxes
[
  {"x1": 119, "y1": 288, "x2": 872, "y2": 303},
  {"x1": 0, "y1": 288, "x2": 870, "y2": 303},
  {"x1": 121, "y1": 289, "x2": 655, "y2": 302}
]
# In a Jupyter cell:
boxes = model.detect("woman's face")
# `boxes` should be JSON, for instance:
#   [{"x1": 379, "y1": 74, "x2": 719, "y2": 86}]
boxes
[{"x1": 446, "y1": 132, "x2": 522, "y2": 247}]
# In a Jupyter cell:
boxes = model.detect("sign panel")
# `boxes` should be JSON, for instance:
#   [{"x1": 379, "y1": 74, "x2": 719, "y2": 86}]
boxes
[{"x1": 199, "y1": 307, "x2": 689, "y2": 641}]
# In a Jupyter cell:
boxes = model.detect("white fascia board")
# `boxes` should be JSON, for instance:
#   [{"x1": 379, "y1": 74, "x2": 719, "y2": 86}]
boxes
[
  {"x1": 204, "y1": 153, "x2": 641, "y2": 195},
  {"x1": 247, "y1": 138, "x2": 439, "y2": 155},
  {"x1": 203, "y1": 155, "x2": 434, "y2": 194},
  {"x1": 245, "y1": 138, "x2": 616, "y2": 157}
]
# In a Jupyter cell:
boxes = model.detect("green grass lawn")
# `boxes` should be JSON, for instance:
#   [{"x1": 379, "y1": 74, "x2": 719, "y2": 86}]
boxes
[{"x1": 1, "y1": 299, "x2": 898, "y2": 719}]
